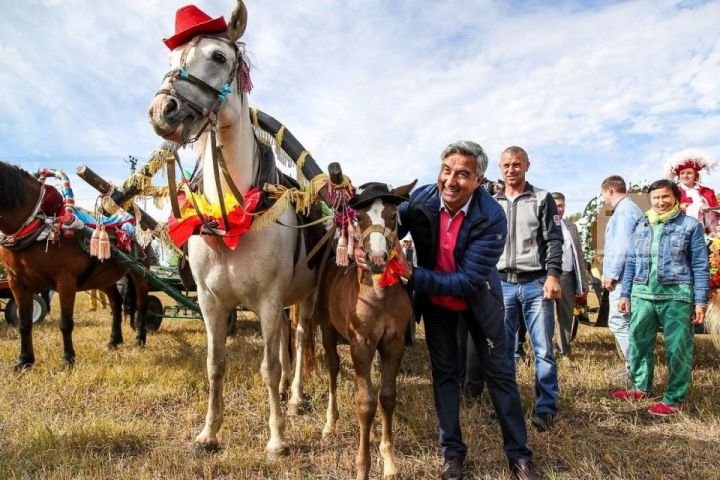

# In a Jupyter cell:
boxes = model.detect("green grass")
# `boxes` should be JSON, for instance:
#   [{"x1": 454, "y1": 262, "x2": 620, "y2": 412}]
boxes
[{"x1": 0, "y1": 293, "x2": 718, "y2": 479}]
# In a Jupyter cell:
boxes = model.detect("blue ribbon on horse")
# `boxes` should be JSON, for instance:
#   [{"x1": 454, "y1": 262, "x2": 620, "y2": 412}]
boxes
[{"x1": 217, "y1": 84, "x2": 232, "y2": 102}]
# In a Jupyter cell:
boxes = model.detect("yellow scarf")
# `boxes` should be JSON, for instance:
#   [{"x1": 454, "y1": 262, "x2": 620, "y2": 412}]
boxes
[{"x1": 645, "y1": 203, "x2": 680, "y2": 225}]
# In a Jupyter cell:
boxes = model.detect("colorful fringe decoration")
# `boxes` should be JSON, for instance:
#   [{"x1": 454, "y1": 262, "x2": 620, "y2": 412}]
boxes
[
  {"x1": 252, "y1": 174, "x2": 332, "y2": 232},
  {"x1": 167, "y1": 187, "x2": 261, "y2": 249},
  {"x1": 377, "y1": 254, "x2": 406, "y2": 287}
]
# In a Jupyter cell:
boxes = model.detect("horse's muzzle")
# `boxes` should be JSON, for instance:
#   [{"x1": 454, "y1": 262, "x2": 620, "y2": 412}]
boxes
[{"x1": 148, "y1": 93, "x2": 194, "y2": 142}]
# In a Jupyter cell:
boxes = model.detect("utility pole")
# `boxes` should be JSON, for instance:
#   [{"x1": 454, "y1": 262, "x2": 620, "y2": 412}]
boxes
[{"x1": 126, "y1": 155, "x2": 138, "y2": 175}]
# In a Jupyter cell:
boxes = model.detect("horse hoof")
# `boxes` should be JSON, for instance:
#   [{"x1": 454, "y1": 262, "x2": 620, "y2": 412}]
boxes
[
  {"x1": 279, "y1": 392, "x2": 289, "y2": 403},
  {"x1": 13, "y1": 361, "x2": 33, "y2": 372},
  {"x1": 321, "y1": 428, "x2": 336, "y2": 442},
  {"x1": 287, "y1": 398, "x2": 310, "y2": 416},
  {"x1": 266, "y1": 445, "x2": 290, "y2": 461},
  {"x1": 106, "y1": 342, "x2": 121, "y2": 351},
  {"x1": 135, "y1": 339, "x2": 146, "y2": 348},
  {"x1": 190, "y1": 440, "x2": 220, "y2": 458},
  {"x1": 63, "y1": 358, "x2": 76, "y2": 370}
]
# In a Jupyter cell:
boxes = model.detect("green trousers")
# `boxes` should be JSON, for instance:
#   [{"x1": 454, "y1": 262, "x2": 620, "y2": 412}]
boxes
[{"x1": 629, "y1": 297, "x2": 694, "y2": 405}]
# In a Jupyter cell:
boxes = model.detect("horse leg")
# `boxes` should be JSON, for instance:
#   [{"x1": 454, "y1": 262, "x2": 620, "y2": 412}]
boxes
[
  {"x1": 258, "y1": 302, "x2": 289, "y2": 459},
  {"x1": 350, "y1": 342, "x2": 377, "y2": 480},
  {"x1": 130, "y1": 274, "x2": 149, "y2": 347},
  {"x1": 377, "y1": 338, "x2": 404, "y2": 479},
  {"x1": 193, "y1": 298, "x2": 233, "y2": 455},
  {"x1": 14, "y1": 288, "x2": 35, "y2": 370},
  {"x1": 288, "y1": 294, "x2": 317, "y2": 416},
  {"x1": 56, "y1": 283, "x2": 77, "y2": 368},
  {"x1": 321, "y1": 324, "x2": 340, "y2": 439},
  {"x1": 279, "y1": 308, "x2": 291, "y2": 402},
  {"x1": 103, "y1": 284, "x2": 124, "y2": 349}
]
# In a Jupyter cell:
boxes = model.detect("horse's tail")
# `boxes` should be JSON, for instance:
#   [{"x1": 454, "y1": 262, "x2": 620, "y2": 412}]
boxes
[
  {"x1": 705, "y1": 296, "x2": 720, "y2": 349},
  {"x1": 289, "y1": 304, "x2": 316, "y2": 376},
  {"x1": 123, "y1": 274, "x2": 137, "y2": 325}
]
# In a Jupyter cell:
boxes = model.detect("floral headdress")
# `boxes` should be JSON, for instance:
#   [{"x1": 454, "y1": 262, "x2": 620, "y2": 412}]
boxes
[{"x1": 664, "y1": 149, "x2": 717, "y2": 179}]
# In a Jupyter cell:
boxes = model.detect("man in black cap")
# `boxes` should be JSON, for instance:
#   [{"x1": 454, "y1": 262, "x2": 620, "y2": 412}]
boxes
[{"x1": 357, "y1": 141, "x2": 542, "y2": 480}]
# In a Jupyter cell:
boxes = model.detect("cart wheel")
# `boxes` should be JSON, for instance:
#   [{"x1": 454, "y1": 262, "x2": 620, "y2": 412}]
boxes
[
  {"x1": 227, "y1": 309, "x2": 238, "y2": 336},
  {"x1": 4, "y1": 294, "x2": 48, "y2": 326},
  {"x1": 145, "y1": 295, "x2": 163, "y2": 331}
]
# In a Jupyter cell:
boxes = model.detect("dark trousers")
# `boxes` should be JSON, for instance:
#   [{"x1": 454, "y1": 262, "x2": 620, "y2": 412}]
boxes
[
  {"x1": 457, "y1": 320, "x2": 484, "y2": 395},
  {"x1": 424, "y1": 301, "x2": 532, "y2": 462}
]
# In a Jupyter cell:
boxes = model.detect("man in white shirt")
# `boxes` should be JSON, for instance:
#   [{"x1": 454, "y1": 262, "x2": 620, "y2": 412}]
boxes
[{"x1": 551, "y1": 192, "x2": 591, "y2": 357}]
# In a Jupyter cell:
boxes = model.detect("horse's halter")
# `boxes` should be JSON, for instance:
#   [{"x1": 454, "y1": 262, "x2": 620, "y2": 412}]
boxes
[
  {"x1": 157, "y1": 34, "x2": 252, "y2": 235},
  {"x1": 157, "y1": 34, "x2": 246, "y2": 144},
  {"x1": 359, "y1": 219, "x2": 398, "y2": 254}
]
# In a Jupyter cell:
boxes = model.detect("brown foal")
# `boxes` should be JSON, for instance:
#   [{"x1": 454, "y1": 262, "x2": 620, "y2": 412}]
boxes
[{"x1": 314, "y1": 181, "x2": 415, "y2": 480}]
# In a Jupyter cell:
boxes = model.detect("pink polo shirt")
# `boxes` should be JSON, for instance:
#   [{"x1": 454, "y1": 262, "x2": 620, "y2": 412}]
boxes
[{"x1": 430, "y1": 200, "x2": 470, "y2": 311}]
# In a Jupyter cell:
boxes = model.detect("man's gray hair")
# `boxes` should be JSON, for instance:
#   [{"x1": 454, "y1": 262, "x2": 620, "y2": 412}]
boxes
[{"x1": 440, "y1": 140, "x2": 488, "y2": 176}]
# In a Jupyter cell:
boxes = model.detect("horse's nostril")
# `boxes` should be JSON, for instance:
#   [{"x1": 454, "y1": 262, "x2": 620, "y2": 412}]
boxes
[{"x1": 163, "y1": 97, "x2": 178, "y2": 116}]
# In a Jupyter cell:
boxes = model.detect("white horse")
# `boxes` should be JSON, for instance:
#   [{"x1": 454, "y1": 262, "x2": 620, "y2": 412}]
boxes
[{"x1": 148, "y1": 1, "x2": 317, "y2": 458}]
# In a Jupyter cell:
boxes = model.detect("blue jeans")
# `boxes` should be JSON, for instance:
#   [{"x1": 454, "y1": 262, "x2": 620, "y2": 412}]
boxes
[
  {"x1": 424, "y1": 300, "x2": 531, "y2": 462},
  {"x1": 607, "y1": 283, "x2": 630, "y2": 368},
  {"x1": 502, "y1": 278, "x2": 559, "y2": 414}
]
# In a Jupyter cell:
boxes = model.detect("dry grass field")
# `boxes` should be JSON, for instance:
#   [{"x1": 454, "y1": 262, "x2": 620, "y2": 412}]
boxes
[{"x1": 1, "y1": 292, "x2": 719, "y2": 479}]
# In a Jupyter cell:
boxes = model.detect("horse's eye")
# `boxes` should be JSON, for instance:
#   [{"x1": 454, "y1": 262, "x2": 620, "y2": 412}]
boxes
[{"x1": 212, "y1": 51, "x2": 227, "y2": 64}]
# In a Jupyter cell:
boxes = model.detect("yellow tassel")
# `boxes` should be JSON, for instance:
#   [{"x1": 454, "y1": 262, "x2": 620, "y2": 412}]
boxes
[
  {"x1": 89, "y1": 225, "x2": 101, "y2": 257},
  {"x1": 97, "y1": 226, "x2": 111, "y2": 261}
]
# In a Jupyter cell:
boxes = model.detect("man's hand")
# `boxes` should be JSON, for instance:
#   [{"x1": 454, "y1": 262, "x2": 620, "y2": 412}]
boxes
[
  {"x1": 602, "y1": 277, "x2": 616, "y2": 291},
  {"x1": 618, "y1": 298, "x2": 630, "y2": 314},
  {"x1": 693, "y1": 305, "x2": 705, "y2": 325},
  {"x1": 543, "y1": 275, "x2": 561, "y2": 300}
]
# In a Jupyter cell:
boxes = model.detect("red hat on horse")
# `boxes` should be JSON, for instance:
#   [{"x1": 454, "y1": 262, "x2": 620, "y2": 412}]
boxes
[{"x1": 163, "y1": 5, "x2": 228, "y2": 50}]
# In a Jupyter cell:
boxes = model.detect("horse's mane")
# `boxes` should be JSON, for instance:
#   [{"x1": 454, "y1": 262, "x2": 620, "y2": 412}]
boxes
[{"x1": 0, "y1": 161, "x2": 37, "y2": 208}]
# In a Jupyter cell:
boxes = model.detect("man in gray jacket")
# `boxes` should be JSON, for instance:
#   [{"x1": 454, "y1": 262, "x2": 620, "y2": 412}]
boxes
[
  {"x1": 495, "y1": 146, "x2": 563, "y2": 433},
  {"x1": 551, "y1": 192, "x2": 591, "y2": 357}
]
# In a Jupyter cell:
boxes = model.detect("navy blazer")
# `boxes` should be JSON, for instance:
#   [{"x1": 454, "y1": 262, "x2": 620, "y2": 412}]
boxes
[{"x1": 398, "y1": 184, "x2": 508, "y2": 339}]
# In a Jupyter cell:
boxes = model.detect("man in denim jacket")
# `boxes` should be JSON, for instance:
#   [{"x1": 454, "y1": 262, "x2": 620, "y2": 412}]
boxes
[{"x1": 601, "y1": 176, "x2": 643, "y2": 378}]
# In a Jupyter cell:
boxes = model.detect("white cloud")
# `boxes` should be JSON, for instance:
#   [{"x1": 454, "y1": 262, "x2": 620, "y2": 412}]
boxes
[{"x1": 0, "y1": 0, "x2": 719, "y2": 216}]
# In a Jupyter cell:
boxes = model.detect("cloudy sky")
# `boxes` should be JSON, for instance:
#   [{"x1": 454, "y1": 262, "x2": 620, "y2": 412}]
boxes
[{"x1": 1, "y1": 0, "x2": 719, "y2": 215}]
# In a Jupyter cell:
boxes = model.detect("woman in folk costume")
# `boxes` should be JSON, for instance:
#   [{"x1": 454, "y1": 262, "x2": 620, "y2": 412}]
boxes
[{"x1": 664, "y1": 149, "x2": 719, "y2": 232}]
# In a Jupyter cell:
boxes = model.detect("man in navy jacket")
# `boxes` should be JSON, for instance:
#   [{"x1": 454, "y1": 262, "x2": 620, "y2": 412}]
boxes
[{"x1": 395, "y1": 141, "x2": 541, "y2": 480}]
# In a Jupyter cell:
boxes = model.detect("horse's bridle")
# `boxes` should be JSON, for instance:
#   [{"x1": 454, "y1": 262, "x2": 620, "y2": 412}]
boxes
[
  {"x1": 157, "y1": 34, "x2": 245, "y2": 144},
  {"x1": 157, "y1": 34, "x2": 251, "y2": 234},
  {"x1": 359, "y1": 223, "x2": 397, "y2": 252}
]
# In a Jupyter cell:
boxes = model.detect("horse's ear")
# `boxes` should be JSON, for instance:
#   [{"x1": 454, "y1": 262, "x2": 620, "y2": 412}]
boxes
[
  {"x1": 227, "y1": 1, "x2": 248, "y2": 42},
  {"x1": 392, "y1": 180, "x2": 418, "y2": 200}
]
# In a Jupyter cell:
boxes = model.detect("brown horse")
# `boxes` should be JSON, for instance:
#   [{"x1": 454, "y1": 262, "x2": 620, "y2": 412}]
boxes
[
  {"x1": 0, "y1": 161, "x2": 151, "y2": 370},
  {"x1": 315, "y1": 181, "x2": 415, "y2": 480}
]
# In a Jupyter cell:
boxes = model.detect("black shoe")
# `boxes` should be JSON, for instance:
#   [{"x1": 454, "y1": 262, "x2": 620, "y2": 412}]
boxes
[
  {"x1": 531, "y1": 412, "x2": 555, "y2": 432},
  {"x1": 509, "y1": 457, "x2": 545, "y2": 480},
  {"x1": 440, "y1": 456, "x2": 464, "y2": 480}
]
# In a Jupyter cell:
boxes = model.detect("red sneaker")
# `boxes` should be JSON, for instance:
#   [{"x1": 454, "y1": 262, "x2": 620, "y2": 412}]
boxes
[
  {"x1": 648, "y1": 402, "x2": 680, "y2": 416},
  {"x1": 612, "y1": 389, "x2": 651, "y2": 400}
]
